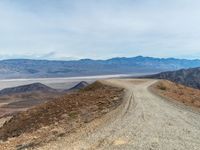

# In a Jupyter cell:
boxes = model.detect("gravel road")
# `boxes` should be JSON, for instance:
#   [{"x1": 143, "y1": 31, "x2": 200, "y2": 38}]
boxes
[{"x1": 37, "y1": 79, "x2": 200, "y2": 150}]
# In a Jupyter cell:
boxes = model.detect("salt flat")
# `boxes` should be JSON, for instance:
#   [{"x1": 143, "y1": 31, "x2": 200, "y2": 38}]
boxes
[{"x1": 0, "y1": 74, "x2": 134, "y2": 90}]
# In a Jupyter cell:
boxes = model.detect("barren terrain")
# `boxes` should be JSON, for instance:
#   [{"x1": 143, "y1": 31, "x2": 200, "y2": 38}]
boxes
[
  {"x1": 1, "y1": 79, "x2": 200, "y2": 150},
  {"x1": 35, "y1": 79, "x2": 200, "y2": 150},
  {"x1": 0, "y1": 75, "x2": 128, "y2": 119},
  {"x1": 0, "y1": 81, "x2": 124, "y2": 150}
]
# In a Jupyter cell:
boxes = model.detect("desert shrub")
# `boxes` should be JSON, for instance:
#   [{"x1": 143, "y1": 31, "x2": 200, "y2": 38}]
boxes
[{"x1": 157, "y1": 83, "x2": 167, "y2": 90}]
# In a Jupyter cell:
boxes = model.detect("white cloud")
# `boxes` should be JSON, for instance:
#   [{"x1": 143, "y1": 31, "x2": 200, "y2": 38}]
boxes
[{"x1": 0, "y1": 0, "x2": 200, "y2": 59}]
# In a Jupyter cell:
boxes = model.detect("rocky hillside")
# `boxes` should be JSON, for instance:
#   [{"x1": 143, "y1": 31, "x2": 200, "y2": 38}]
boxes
[
  {"x1": 146, "y1": 67, "x2": 200, "y2": 89},
  {"x1": 0, "y1": 81, "x2": 124, "y2": 150}
]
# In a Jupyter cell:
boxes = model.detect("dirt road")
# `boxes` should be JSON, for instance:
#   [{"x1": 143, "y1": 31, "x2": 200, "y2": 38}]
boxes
[{"x1": 37, "y1": 79, "x2": 200, "y2": 150}]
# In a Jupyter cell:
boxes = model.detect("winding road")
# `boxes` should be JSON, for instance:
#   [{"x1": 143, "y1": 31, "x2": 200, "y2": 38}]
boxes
[{"x1": 38, "y1": 79, "x2": 200, "y2": 150}]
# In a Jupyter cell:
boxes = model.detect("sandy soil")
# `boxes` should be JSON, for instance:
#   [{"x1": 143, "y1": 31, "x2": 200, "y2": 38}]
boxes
[{"x1": 35, "y1": 79, "x2": 200, "y2": 150}]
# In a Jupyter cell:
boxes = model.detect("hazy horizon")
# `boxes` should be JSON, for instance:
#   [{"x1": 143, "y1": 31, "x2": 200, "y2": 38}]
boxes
[{"x1": 1, "y1": 55, "x2": 200, "y2": 61}]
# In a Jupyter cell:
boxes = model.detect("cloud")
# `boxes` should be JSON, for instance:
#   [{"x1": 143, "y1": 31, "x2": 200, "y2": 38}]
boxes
[
  {"x1": 0, "y1": 0, "x2": 200, "y2": 59},
  {"x1": 0, "y1": 51, "x2": 78, "y2": 60}
]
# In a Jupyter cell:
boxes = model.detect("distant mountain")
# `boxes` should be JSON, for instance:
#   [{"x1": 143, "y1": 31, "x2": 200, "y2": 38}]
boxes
[
  {"x1": 1, "y1": 56, "x2": 200, "y2": 79},
  {"x1": 0, "y1": 83, "x2": 57, "y2": 95},
  {"x1": 146, "y1": 67, "x2": 200, "y2": 89},
  {"x1": 0, "y1": 82, "x2": 89, "y2": 112},
  {"x1": 0, "y1": 81, "x2": 90, "y2": 96},
  {"x1": 67, "y1": 81, "x2": 89, "y2": 92}
]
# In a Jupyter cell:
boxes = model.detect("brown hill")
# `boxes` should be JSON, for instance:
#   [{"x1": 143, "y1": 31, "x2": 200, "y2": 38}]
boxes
[
  {"x1": 0, "y1": 82, "x2": 90, "y2": 118},
  {"x1": 65, "y1": 81, "x2": 89, "y2": 92},
  {"x1": 0, "y1": 83, "x2": 58, "y2": 96},
  {"x1": 0, "y1": 81, "x2": 124, "y2": 145}
]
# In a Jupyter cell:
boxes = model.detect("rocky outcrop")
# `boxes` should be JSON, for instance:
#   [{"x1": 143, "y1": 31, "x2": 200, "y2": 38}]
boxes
[{"x1": 147, "y1": 67, "x2": 200, "y2": 89}]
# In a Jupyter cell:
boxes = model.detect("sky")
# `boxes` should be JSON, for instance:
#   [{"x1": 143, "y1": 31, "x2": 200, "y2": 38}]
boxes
[{"x1": 0, "y1": 0, "x2": 200, "y2": 60}]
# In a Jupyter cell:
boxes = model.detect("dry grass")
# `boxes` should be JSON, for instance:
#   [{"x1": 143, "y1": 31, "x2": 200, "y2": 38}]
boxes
[
  {"x1": 152, "y1": 80, "x2": 200, "y2": 108},
  {"x1": 156, "y1": 82, "x2": 167, "y2": 91}
]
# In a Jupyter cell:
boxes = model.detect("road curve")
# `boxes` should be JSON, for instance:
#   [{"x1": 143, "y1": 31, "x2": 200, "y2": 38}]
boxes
[{"x1": 37, "y1": 79, "x2": 200, "y2": 150}]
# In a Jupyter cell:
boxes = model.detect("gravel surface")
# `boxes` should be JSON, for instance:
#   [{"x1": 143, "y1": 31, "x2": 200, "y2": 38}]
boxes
[{"x1": 36, "y1": 79, "x2": 200, "y2": 150}]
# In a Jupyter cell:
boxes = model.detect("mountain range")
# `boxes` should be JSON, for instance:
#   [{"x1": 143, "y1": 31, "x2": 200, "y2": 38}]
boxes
[{"x1": 1, "y1": 56, "x2": 200, "y2": 79}]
